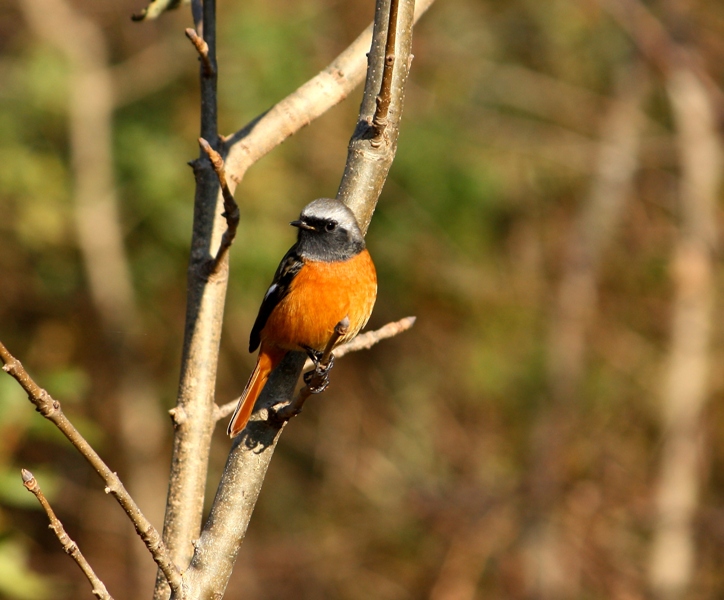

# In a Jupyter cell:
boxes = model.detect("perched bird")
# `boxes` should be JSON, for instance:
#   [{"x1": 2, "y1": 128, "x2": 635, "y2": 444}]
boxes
[{"x1": 227, "y1": 198, "x2": 377, "y2": 437}]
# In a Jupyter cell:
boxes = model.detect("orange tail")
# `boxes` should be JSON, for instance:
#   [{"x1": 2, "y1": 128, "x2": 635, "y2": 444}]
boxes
[{"x1": 227, "y1": 347, "x2": 285, "y2": 437}]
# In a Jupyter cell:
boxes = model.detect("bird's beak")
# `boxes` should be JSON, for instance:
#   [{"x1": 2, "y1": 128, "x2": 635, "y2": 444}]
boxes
[{"x1": 290, "y1": 220, "x2": 314, "y2": 230}]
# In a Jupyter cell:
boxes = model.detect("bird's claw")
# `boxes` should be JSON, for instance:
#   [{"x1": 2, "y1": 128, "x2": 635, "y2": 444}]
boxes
[
  {"x1": 303, "y1": 369, "x2": 330, "y2": 394},
  {"x1": 302, "y1": 353, "x2": 334, "y2": 394}
]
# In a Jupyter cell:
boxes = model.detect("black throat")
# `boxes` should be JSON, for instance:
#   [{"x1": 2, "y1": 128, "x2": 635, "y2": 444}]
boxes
[{"x1": 295, "y1": 227, "x2": 365, "y2": 262}]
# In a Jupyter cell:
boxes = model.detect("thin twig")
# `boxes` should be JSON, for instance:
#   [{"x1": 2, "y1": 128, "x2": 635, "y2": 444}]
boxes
[
  {"x1": 185, "y1": 28, "x2": 214, "y2": 77},
  {"x1": 199, "y1": 137, "x2": 240, "y2": 274},
  {"x1": 213, "y1": 315, "x2": 416, "y2": 421},
  {"x1": 0, "y1": 343, "x2": 184, "y2": 598},
  {"x1": 371, "y1": 0, "x2": 400, "y2": 140},
  {"x1": 272, "y1": 317, "x2": 350, "y2": 422},
  {"x1": 21, "y1": 469, "x2": 114, "y2": 600},
  {"x1": 323, "y1": 314, "x2": 416, "y2": 362}
]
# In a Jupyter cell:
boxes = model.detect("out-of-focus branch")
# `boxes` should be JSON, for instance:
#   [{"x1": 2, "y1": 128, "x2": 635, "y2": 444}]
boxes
[
  {"x1": 111, "y1": 37, "x2": 189, "y2": 108},
  {"x1": 525, "y1": 63, "x2": 649, "y2": 598},
  {"x1": 21, "y1": 0, "x2": 136, "y2": 334},
  {"x1": 214, "y1": 316, "x2": 417, "y2": 421},
  {"x1": 131, "y1": 0, "x2": 188, "y2": 22},
  {"x1": 179, "y1": 1, "x2": 418, "y2": 597},
  {"x1": 548, "y1": 64, "x2": 649, "y2": 403},
  {"x1": 0, "y1": 343, "x2": 184, "y2": 597},
  {"x1": 21, "y1": 469, "x2": 114, "y2": 600},
  {"x1": 648, "y1": 66, "x2": 721, "y2": 600},
  {"x1": 600, "y1": 0, "x2": 724, "y2": 123},
  {"x1": 24, "y1": 1, "x2": 173, "y2": 595}
]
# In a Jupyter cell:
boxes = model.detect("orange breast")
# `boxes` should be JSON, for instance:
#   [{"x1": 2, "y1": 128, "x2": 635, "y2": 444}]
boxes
[{"x1": 260, "y1": 249, "x2": 377, "y2": 352}]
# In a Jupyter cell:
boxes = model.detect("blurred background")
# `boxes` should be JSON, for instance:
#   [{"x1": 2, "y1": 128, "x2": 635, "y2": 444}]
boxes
[{"x1": 1, "y1": 0, "x2": 723, "y2": 598}]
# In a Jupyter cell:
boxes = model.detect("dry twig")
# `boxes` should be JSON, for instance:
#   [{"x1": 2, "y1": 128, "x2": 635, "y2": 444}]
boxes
[
  {"x1": 0, "y1": 342, "x2": 184, "y2": 598},
  {"x1": 213, "y1": 316, "x2": 416, "y2": 421},
  {"x1": 199, "y1": 137, "x2": 240, "y2": 274},
  {"x1": 22, "y1": 469, "x2": 114, "y2": 600},
  {"x1": 185, "y1": 28, "x2": 214, "y2": 77},
  {"x1": 371, "y1": 0, "x2": 400, "y2": 139},
  {"x1": 318, "y1": 315, "x2": 416, "y2": 362}
]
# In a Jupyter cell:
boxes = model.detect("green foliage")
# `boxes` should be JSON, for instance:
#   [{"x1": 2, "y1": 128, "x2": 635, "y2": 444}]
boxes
[{"x1": 0, "y1": 540, "x2": 53, "y2": 600}]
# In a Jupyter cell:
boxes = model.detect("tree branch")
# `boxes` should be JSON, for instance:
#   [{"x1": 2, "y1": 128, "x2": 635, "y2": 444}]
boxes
[
  {"x1": 326, "y1": 315, "x2": 416, "y2": 361},
  {"x1": 648, "y1": 65, "x2": 720, "y2": 600},
  {"x1": 223, "y1": 0, "x2": 435, "y2": 186},
  {"x1": 336, "y1": 0, "x2": 416, "y2": 233},
  {"x1": 272, "y1": 317, "x2": 350, "y2": 422},
  {"x1": 156, "y1": 0, "x2": 222, "y2": 593},
  {"x1": 0, "y1": 343, "x2": 184, "y2": 597},
  {"x1": 213, "y1": 315, "x2": 417, "y2": 421},
  {"x1": 371, "y1": 0, "x2": 400, "y2": 139},
  {"x1": 198, "y1": 137, "x2": 240, "y2": 274},
  {"x1": 184, "y1": 28, "x2": 214, "y2": 78},
  {"x1": 599, "y1": 0, "x2": 724, "y2": 122},
  {"x1": 21, "y1": 469, "x2": 114, "y2": 600},
  {"x1": 179, "y1": 1, "x2": 418, "y2": 597}
]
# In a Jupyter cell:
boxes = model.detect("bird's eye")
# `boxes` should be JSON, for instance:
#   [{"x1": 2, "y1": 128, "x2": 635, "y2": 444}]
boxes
[{"x1": 325, "y1": 220, "x2": 337, "y2": 232}]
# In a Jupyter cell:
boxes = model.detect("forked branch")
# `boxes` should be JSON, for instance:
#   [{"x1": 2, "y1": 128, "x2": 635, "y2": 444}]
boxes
[
  {"x1": 179, "y1": 2, "x2": 418, "y2": 598},
  {"x1": 213, "y1": 315, "x2": 417, "y2": 421},
  {"x1": 0, "y1": 342, "x2": 184, "y2": 598}
]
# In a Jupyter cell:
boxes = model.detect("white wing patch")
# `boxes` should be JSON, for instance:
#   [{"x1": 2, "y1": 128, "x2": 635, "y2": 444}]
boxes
[{"x1": 263, "y1": 283, "x2": 278, "y2": 301}]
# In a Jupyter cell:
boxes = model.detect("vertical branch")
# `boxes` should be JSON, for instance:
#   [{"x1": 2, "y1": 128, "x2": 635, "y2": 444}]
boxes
[
  {"x1": 179, "y1": 1, "x2": 417, "y2": 597},
  {"x1": 548, "y1": 65, "x2": 649, "y2": 403},
  {"x1": 155, "y1": 0, "x2": 225, "y2": 598},
  {"x1": 371, "y1": 0, "x2": 400, "y2": 137},
  {"x1": 648, "y1": 66, "x2": 720, "y2": 600},
  {"x1": 337, "y1": 0, "x2": 416, "y2": 233},
  {"x1": 200, "y1": 0, "x2": 218, "y2": 143},
  {"x1": 21, "y1": 0, "x2": 136, "y2": 333}
]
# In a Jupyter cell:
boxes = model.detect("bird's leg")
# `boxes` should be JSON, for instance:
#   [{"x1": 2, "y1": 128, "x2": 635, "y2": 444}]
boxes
[
  {"x1": 303, "y1": 346, "x2": 324, "y2": 365},
  {"x1": 302, "y1": 346, "x2": 335, "y2": 394}
]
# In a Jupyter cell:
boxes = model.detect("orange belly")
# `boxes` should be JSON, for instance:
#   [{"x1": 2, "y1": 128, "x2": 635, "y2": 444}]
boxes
[{"x1": 260, "y1": 249, "x2": 377, "y2": 352}]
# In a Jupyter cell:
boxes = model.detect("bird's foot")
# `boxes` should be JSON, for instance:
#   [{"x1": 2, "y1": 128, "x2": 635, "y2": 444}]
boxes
[
  {"x1": 303, "y1": 370, "x2": 330, "y2": 394},
  {"x1": 302, "y1": 353, "x2": 335, "y2": 394}
]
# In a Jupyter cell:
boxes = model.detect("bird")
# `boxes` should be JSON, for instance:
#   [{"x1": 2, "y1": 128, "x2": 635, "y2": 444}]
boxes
[{"x1": 227, "y1": 198, "x2": 377, "y2": 437}]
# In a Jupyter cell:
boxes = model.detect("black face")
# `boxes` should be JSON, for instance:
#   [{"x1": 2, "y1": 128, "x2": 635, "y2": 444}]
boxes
[{"x1": 292, "y1": 215, "x2": 365, "y2": 262}]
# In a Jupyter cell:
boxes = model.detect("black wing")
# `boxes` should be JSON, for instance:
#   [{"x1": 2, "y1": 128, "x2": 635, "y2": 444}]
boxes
[{"x1": 249, "y1": 246, "x2": 304, "y2": 353}]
